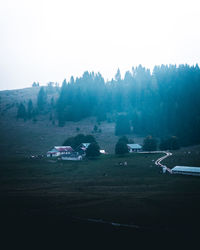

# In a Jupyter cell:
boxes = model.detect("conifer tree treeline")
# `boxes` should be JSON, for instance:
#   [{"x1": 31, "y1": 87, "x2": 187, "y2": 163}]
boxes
[{"x1": 54, "y1": 64, "x2": 200, "y2": 146}]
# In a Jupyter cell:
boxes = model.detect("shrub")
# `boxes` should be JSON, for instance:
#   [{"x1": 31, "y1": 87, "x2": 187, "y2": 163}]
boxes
[
  {"x1": 86, "y1": 142, "x2": 100, "y2": 157},
  {"x1": 115, "y1": 141, "x2": 129, "y2": 155}
]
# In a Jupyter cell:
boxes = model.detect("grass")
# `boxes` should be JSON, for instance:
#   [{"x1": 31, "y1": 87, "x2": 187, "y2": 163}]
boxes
[
  {"x1": 1, "y1": 152, "x2": 200, "y2": 235},
  {"x1": 1, "y1": 88, "x2": 200, "y2": 245}
]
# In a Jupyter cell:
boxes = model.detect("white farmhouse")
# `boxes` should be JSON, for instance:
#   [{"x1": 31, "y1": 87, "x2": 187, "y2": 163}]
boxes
[
  {"x1": 47, "y1": 146, "x2": 73, "y2": 157},
  {"x1": 127, "y1": 144, "x2": 142, "y2": 153},
  {"x1": 61, "y1": 152, "x2": 83, "y2": 161}
]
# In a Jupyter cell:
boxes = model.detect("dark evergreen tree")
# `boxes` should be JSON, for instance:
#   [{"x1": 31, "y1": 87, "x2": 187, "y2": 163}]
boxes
[
  {"x1": 159, "y1": 136, "x2": 180, "y2": 150},
  {"x1": 115, "y1": 141, "x2": 129, "y2": 155},
  {"x1": 118, "y1": 136, "x2": 129, "y2": 144},
  {"x1": 62, "y1": 136, "x2": 76, "y2": 147},
  {"x1": 86, "y1": 142, "x2": 100, "y2": 157},
  {"x1": 93, "y1": 125, "x2": 98, "y2": 132},
  {"x1": 143, "y1": 136, "x2": 157, "y2": 151},
  {"x1": 27, "y1": 99, "x2": 33, "y2": 119},
  {"x1": 63, "y1": 134, "x2": 96, "y2": 150},
  {"x1": 17, "y1": 103, "x2": 27, "y2": 120},
  {"x1": 53, "y1": 64, "x2": 200, "y2": 147},
  {"x1": 37, "y1": 87, "x2": 47, "y2": 111},
  {"x1": 50, "y1": 97, "x2": 55, "y2": 108},
  {"x1": 84, "y1": 135, "x2": 96, "y2": 143}
]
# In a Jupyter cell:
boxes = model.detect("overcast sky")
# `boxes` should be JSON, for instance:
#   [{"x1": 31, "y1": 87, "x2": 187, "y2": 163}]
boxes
[{"x1": 0, "y1": 0, "x2": 200, "y2": 90}]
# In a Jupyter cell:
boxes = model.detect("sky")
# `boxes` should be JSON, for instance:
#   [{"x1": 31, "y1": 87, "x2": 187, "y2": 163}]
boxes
[{"x1": 0, "y1": 0, "x2": 200, "y2": 90}]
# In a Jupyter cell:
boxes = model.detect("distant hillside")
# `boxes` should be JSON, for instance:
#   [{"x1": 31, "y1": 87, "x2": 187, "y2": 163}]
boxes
[
  {"x1": 1, "y1": 64, "x2": 200, "y2": 156},
  {"x1": 0, "y1": 87, "x2": 140, "y2": 157}
]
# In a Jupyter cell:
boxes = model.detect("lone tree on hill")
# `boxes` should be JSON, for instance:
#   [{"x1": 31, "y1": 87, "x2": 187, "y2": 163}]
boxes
[
  {"x1": 86, "y1": 142, "x2": 100, "y2": 157},
  {"x1": 143, "y1": 136, "x2": 157, "y2": 151}
]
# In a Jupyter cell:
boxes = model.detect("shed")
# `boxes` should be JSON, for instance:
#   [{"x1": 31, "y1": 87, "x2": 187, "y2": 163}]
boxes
[{"x1": 171, "y1": 166, "x2": 200, "y2": 176}]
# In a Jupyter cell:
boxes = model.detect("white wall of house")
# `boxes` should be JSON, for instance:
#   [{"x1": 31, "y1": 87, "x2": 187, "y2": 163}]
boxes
[
  {"x1": 47, "y1": 152, "x2": 60, "y2": 157},
  {"x1": 61, "y1": 156, "x2": 82, "y2": 161}
]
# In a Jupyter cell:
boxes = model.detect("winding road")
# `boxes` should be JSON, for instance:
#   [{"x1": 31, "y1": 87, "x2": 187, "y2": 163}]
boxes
[
  {"x1": 139, "y1": 150, "x2": 172, "y2": 173},
  {"x1": 154, "y1": 151, "x2": 172, "y2": 173}
]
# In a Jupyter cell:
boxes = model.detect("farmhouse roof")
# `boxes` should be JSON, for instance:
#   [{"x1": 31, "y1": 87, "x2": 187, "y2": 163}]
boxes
[
  {"x1": 47, "y1": 146, "x2": 73, "y2": 153},
  {"x1": 54, "y1": 146, "x2": 73, "y2": 152},
  {"x1": 127, "y1": 144, "x2": 142, "y2": 149}
]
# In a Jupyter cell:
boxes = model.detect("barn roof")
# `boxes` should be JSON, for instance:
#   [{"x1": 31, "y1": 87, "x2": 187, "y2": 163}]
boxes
[{"x1": 171, "y1": 166, "x2": 200, "y2": 173}]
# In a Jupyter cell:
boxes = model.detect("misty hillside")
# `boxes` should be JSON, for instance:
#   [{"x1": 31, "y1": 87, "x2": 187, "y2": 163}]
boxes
[
  {"x1": 1, "y1": 64, "x2": 200, "y2": 156},
  {"x1": 0, "y1": 86, "x2": 137, "y2": 156}
]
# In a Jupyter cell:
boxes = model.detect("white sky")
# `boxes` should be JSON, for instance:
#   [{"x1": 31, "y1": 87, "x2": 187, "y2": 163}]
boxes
[{"x1": 0, "y1": 0, "x2": 200, "y2": 90}]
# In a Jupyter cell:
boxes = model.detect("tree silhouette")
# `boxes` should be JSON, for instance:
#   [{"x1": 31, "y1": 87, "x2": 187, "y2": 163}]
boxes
[
  {"x1": 143, "y1": 136, "x2": 157, "y2": 151},
  {"x1": 17, "y1": 103, "x2": 27, "y2": 120},
  {"x1": 37, "y1": 87, "x2": 47, "y2": 111},
  {"x1": 86, "y1": 142, "x2": 100, "y2": 157},
  {"x1": 27, "y1": 99, "x2": 33, "y2": 119},
  {"x1": 115, "y1": 141, "x2": 129, "y2": 155}
]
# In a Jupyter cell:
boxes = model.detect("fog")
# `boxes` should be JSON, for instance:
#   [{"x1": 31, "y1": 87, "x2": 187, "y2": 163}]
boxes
[{"x1": 0, "y1": 0, "x2": 200, "y2": 90}]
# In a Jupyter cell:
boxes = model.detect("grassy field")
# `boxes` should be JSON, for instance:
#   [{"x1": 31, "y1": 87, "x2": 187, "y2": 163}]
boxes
[
  {"x1": 1, "y1": 151, "x2": 200, "y2": 234},
  {"x1": 1, "y1": 88, "x2": 200, "y2": 246}
]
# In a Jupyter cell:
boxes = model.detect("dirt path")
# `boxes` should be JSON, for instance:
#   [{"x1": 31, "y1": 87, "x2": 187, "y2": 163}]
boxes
[
  {"x1": 138, "y1": 150, "x2": 172, "y2": 173},
  {"x1": 154, "y1": 151, "x2": 172, "y2": 173}
]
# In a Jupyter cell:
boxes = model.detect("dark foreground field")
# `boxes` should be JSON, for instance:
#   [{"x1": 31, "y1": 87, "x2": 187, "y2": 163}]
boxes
[{"x1": 1, "y1": 151, "x2": 200, "y2": 247}]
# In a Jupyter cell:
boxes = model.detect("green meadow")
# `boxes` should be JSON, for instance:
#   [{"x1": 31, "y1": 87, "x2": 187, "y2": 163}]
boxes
[{"x1": 1, "y1": 151, "x2": 200, "y2": 233}]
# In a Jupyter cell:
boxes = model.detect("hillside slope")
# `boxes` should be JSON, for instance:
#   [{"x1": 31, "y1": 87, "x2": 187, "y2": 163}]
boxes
[{"x1": 0, "y1": 87, "x2": 140, "y2": 157}]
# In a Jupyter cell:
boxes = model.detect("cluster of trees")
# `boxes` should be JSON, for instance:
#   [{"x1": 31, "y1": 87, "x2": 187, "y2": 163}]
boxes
[
  {"x1": 56, "y1": 73, "x2": 106, "y2": 126},
  {"x1": 18, "y1": 64, "x2": 200, "y2": 147},
  {"x1": 159, "y1": 136, "x2": 180, "y2": 150},
  {"x1": 56, "y1": 64, "x2": 200, "y2": 146},
  {"x1": 17, "y1": 87, "x2": 56, "y2": 121},
  {"x1": 143, "y1": 136, "x2": 157, "y2": 151},
  {"x1": 32, "y1": 82, "x2": 40, "y2": 87},
  {"x1": 17, "y1": 100, "x2": 37, "y2": 121},
  {"x1": 142, "y1": 135, "x2": 180, "y2": 151}
]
